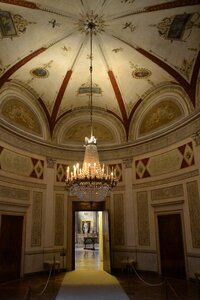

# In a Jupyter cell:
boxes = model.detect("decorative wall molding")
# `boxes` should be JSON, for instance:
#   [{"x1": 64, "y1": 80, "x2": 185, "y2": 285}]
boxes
[
  {"x1": 54, "y1": 193, "x2": 64, "y2": 246},
  {"x1": 0, "y1": 185, "x2": 30, "y2": 201},
  {"x1": 0, "y1": 146, "x2": 44, "y2": 179},
  {"x1": 151, "y1": 184, "x2": 184, "y2": 201},
  {"x1": 56, "y1": 163, "x2": 67, "y2": 182},
  {"x1": 133, "y1": 169, "x2": 199, "y2": 189},
  {"x1": 0, "y1": 110, "x2": 200, "y2": 161},
  {"x1": 0, "y1": 175, "x2": 46, "y2": 189},
  {"x1": 112, "y1": 248, "x2": 157, "y2": 254},
  {"x1": 187, "y1": 181, "x2": 200, "y2": 248},
  {"x1": 31, "y1": 191, "x2": 42, "y2": 247},
  {"x1": 135, "y1": 142, "x2": 194, "y2": 180},
  {"x1": 113, "y1": 193, "x2": 125, "y2": 246},
  {"x1": 187, "y1": 252, "x2": 200, "y2": 258},
  {"x1": 151, "y1": 199, "x2": 184, "y2": 207},
  {"x1": 137, "y1": 191, "x2": 150, "y2": 246}
]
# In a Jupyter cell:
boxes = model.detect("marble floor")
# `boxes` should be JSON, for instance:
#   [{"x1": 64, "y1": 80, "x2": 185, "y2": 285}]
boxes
[
  {"x1": 75, "y1": 243, "x2": 102, "y2": 271},
  {"x1": 0, "y1": 245, "x2": 199, "y2": 299}
]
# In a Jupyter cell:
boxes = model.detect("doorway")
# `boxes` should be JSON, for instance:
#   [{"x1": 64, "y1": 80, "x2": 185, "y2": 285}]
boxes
[
  {"x1": 71, "y1": 201, "x2": 111, "y2": 272},
  {"x1": 75, "y1": 211, "x2": 102, "y2": 270},
  {"x1": 0, "y1": 214, "x2": 24, "y2": 283},
  {"x1": 157, "y1": 213, "x2": 186, "y2": 279}
]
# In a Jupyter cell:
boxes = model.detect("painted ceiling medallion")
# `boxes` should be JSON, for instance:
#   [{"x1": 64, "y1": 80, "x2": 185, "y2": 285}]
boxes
[
  {"x1": 30, "y1": 67, "x2": 49, "y2": 78},
  {"x1": 132, "y1": 68, "x2": 151, "y2": 79},
  {"x1": 77, "y1": 12, "x2": 106, "y2": 34}
]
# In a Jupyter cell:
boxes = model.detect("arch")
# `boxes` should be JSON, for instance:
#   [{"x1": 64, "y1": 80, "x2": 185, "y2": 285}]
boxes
[
  {"x1": 52, "y1": 108, "x2": 126, "y2": 147},
  {"x1": 129, "y1": 83, "x2": 193, "y2": 141},
  {"x1": 0, "y1": 81, "x2": 49, "y2": 140}
]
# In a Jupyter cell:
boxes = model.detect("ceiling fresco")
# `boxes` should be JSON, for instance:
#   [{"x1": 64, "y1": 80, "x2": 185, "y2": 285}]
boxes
[{"x1": 0, "y1": 0, "x2": 199, "y2": 147}]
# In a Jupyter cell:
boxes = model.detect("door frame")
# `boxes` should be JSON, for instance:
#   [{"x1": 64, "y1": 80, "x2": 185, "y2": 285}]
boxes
[
  {"x1": 0, "y1": 211, "x2": 26, "y2": 279},
  {"x1": 66, "y1": 198, "x2": 106, "y2": 271},
  {"x1": 155, "y1": 209, "x2": 188, "y2": 279}
]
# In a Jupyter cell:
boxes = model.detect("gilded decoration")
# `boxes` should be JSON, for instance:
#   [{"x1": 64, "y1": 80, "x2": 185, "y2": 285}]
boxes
[
  {"x1": 31, "y1": 191, "x2": 42, "y2": 247},
  {"x1": 77, "y1": 12, "x2": 106, "y2": 34},
  {"x1": 30, "y1": 67, "x2": 49, "y2": 78},
  {"x1": 64, "y1": 122, "x2": 114, "y2": 143},
  {"x1": 1, "y1": 148, "x2": 33, "y2": 177},
  {"x1": 187, "y1": 181, "x2": 200, "y2": 248},
  {"x1": 1, "y1": 99, "x2": 42, "y2": 135},
  {"x1": 152, "y1": 13, "x2": 199, "y2": 42},
  {"x1": 123, "y1": 22, "x2": 135, "y2": 32},
  {"x1": 130, "y1": 62, "x2": 152, "y2": 79},
  {"x1": 112, "y1": 48, "x2": 123, "y2": 53},
  {"x1": 113, "y1": 194, "x2": 125, "y2": 246},
  {"x1": 0, "y1": 61, "x2": 8, "y2": 75},
  {"x1": 139, "y1": 100, "x2": 182, "y2": 135},
  {"x1": 57, "y1": 163, "x2": 68, "y2": 182},
  {"x1": 123, "y1": 157, "x2": 132, "y2": 169},
  {"x1": 151, "y1": 184, "x2": 184, "y2": 201},
  {"x1": 0, "y1": 148, "x2": 44, "y2": 179},
  {"x1": 30, "y1": 61, "x2": 53, "y2": 80},
  {"x1": 0, "y1": 10, "x2": 35, "y2": 39},
  {"x1": 175, "y1": 58, "x2": 194, "y2": 79},
  {"x1": 137, "y1": 191, "x2": 150, "y2": 246},
  {"x1": 55, "y1": 194, "x2": 64, "y2": 246},
  {"x1": 48, "y1": 19, "x2": 61, "y2": 28},
  {"x1": 135, "y1": 142, "x2": 195, "y2": 179},
  {"x1": 46, "y1": 157, "x2": 56, "y2": 168},
  {"x1": 78, "y1": 82, "x2": 102, "y2": 95},
  {"x1": 0, "y1": 185, "x2": 30, "y2": 201}
]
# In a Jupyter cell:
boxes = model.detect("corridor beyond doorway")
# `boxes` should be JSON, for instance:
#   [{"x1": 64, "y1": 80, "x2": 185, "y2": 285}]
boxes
[
  {"x1": 75, "y1": 211, "x2": 102, "y2": 271},
  {"x1": 75, "y1": 246, "x2": 102, "y2": 270}
]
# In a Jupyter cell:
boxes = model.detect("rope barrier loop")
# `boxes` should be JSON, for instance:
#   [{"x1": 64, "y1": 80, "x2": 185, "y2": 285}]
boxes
[
  {"x1": 130, "y1": 264, "x2": 180, "y2": 299},
  {"x1": 23, "y1": 260, "x2": 55, "y2": 299}
]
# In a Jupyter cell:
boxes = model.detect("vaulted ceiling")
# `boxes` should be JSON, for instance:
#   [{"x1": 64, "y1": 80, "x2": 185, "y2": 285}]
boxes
[{"x1": 0, "y1": 0, "x2": 200, "y2": 148}]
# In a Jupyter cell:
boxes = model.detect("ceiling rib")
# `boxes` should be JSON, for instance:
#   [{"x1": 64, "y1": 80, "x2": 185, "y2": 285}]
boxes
[
  {"x1": 109, "y1": 0, "x2": 200, "y2": 21},
  {"x1": 50, "y1": 70, "x2": 73, "y2": 136},
  {"x1": 0, "y1": 48, "x2": 46, "y2": 89},
  {"x1": 108, "y1": 70, "x2": 129, "y2": 140},
  {"x1": 112, "y1": 34, "x2": 196, "y2": 106}
]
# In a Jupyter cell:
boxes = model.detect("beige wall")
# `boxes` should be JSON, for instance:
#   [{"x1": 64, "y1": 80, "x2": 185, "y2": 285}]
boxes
[{"x1": 0, "y1": 129, "x2": 200, "y2": 279}]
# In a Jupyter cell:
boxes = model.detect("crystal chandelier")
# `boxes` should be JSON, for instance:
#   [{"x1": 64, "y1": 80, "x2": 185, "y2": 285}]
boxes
[{"x1": 66, "y1": 18, "x2": 117, "y2": 201}]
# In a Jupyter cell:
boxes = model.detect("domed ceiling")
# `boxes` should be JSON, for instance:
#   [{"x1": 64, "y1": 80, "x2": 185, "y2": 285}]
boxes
[{"x1": 0, "y1": 0, "x2": 199, "y2": 148}]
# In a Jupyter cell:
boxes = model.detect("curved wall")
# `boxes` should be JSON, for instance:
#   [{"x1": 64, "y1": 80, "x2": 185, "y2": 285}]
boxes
[{"x1": 0, "y1": 113, "x2": 200, "y2": 279}]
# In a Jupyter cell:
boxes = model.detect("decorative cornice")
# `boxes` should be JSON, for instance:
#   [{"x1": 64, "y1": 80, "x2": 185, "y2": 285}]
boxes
[
  {"x1": 151, "y1": 199, "x2": 184, "y2": 207},
  {"x1": 133, "y1": 169, "x2": 199, "y2": 189},
  {"x1": 0, "y1": 111, "x2": 200, "y2": 161}
]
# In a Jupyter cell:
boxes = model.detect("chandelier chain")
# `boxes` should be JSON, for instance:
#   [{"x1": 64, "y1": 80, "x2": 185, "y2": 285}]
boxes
[
  {"x1": 65, "y1": 15, "x2": 117, "y2": 201},
  {"x1": 89, "y1": 23, "x2": 93, "y2": 138}
]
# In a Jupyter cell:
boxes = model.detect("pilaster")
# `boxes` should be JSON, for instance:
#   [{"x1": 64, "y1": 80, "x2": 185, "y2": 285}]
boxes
[{"x1": 123, "y1": 157, "x2": 136, "y2": 246}]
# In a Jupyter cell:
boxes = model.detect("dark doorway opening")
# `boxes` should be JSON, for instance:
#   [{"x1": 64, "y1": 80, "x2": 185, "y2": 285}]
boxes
[
  {"x1": 0, "y1": 215, "x2": 24, "y2": 283},
  {"x1": 158, "y1": 213, "x2": 186, "y2": 279}
]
